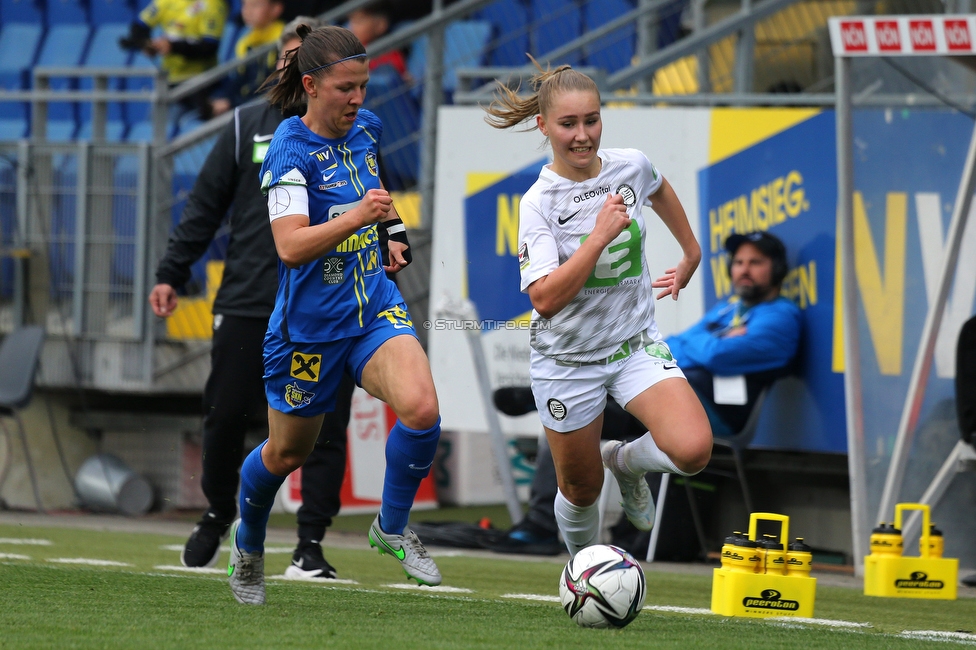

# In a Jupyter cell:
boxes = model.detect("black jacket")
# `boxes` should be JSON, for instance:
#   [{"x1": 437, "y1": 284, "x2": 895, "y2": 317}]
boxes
[{"x1": 154, "y1": 100, "x2": 286, "y2": 319}]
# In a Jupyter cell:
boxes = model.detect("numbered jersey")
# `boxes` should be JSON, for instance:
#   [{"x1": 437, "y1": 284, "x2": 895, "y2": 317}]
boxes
[
  {"x1": 518, "y1": 148, "x2": 664, "y2": 363},
  {"x1": 259, "y1": 111, "x2": 401, "y2": 343}
]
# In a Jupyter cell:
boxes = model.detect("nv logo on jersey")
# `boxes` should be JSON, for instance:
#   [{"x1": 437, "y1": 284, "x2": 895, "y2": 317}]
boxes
[
  {"x1": 310, "y1": 145, "x2": 333, "y2": 163},
  {"x1": 290, "y1": 352, "x2": 321, "y2": 382}
]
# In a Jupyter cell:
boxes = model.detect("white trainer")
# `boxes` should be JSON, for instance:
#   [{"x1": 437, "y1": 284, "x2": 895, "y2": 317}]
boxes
[
  {"x1": 601, "y1": 440, "x2": 655, "y2": 531},
  {"x1": 227, "y1": 519, "x2": 266, "y2": 605},
  {"x1": 368, "y1": 515, "x2": 442, "y2": 586}
]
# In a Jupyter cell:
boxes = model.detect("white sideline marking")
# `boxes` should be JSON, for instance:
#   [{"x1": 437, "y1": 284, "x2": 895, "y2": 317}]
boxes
[
  {"x1": 899, "y1": 631, "x2": 976, "y2": 645},
  {"x1": 272, "y1": 575, "x2": 359, "y2": 585},
  {"x1": 153, "y1": 565, "x2": 225, "y2": 575},
  {"x1": 384, "y1": 583, "x2": 473, "y2": 593},
  {"x1": 501, "y1": 593, "x2": 560, "y2": 603},
  {"x1": 48, "y1": 558, "x2": 133, "y2": 567},
  {"x1": 0, "y1": 538, "x2": 52, "y2": 546},
  {"x1": 0, "y1": 553, "x2": 30, "y2": 560},
  {"x1": 773, "y1": 617, "x2": 871, "y2": 628},
  {"x1": 646, "y1": 605, "x2": 715, "y2": 616}
]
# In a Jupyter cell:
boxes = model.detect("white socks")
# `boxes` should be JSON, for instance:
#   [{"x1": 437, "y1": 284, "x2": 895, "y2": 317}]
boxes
[
  {"x1": 620, "y1": 432, "x2": 692, "y2": 476},
  {"x1": 554, "y1": 489, "x2": 600, "y2": 557}
]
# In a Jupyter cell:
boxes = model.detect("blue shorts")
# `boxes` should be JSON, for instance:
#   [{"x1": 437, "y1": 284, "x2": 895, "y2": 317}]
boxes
[{"x1": 264, "y1": 301, "x2": 417, "y2": 417}]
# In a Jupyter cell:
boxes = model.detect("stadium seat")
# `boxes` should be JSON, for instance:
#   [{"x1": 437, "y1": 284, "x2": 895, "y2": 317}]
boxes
[
  {"x1": 530, "y1": 0, "x2": 581, "y2": 65},
  {"x1": 0, "y1": 325, "x2": 47, "y2": 513},
  {"x1": 124, "y1": 51, "x2": 159, "y2": 128},
  {"x1": 0, "y1": 0, "x2": 44, "y2": 23},
  {"x1": 475, "y1": 0, "x2": 530, "y2": 67},
  {"x1": 45, "y1": 0, "x2": 88, "y2": 24},
  {"x1": 219, "y1": 23, "x2": 241, "y2": 63},
  {"x1": 90, "y1": 0, "x2": 136, "y2": 25},
  {"x1": 582, "y1": 0, "x2": 635, "y2": 73},
  {"x1": 407, "y1": 20, "x2": 493, "y2": 98},
  {"x1": 79, "y1": 24, "x2": 134, "y2": 133},
  {"x1": 35, "y1": 23, "x2": 93, "y2": 129},
  {"x1": 363, "y1": 64, "x2": 420, "y2": 191}
]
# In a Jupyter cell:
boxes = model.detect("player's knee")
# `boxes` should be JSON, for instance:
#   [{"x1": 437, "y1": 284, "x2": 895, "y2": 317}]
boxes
[
  {"x1": 264, "y1": 446, "x2": 306, "y2": 476},
  {"x1": 673, "y1": 437, "x2": 712, "y2": 476},
  {"x1": 561, "y1": 480, "x2": 602, "y2": 507},
  {"x1": 397, "y1": 393, "x2": 440, "y2": 431}
]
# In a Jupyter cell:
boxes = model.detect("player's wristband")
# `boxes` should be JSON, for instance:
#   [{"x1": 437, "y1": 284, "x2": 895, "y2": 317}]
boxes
[{"x1": 380, "y1": 218, "x2": 412, "y2": 265}]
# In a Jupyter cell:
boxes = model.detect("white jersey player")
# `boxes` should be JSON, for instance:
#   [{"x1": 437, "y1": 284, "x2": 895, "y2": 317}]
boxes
[{"x1": 485, "y1": 61, "x2": 713, "y2": 557}]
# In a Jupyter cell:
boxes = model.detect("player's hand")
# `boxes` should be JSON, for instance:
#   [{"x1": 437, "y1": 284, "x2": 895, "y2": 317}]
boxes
[
  {"x1": 150, "y1": 37, "x2": 170, "y2": 55},
  {"x1": 590, "y1": 194, "x2": 631, "y2": 248},
  {"x1": 355, "y1": 188, "x2": 392, "y2": 226},
  {"x1": 149, "y1": 283, "x2": 178, "y2": 317},
  {"x1": 653, "y1": 253, "x2": 699, "y2": 301},
  {"x1": 384, "y1": 240, "x2": 410, "y2": 273}
]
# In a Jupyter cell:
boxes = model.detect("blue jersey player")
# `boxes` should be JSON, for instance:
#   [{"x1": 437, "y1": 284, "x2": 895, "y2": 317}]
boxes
[{"x1": 227, "y1": 24, "x2": 442, "y2": 605}]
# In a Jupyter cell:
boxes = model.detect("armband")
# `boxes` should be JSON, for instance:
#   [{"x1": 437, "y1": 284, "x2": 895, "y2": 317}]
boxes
[{"x1": 380, "y1": 218, "x2": 412, "y2": 265}]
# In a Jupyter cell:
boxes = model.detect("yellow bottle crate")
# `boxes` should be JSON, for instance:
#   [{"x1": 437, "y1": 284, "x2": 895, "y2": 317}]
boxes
[
  {"x1": 864, "y1": 503, "x2": 957, "y2": 600},
  {"x1": 711, "y1": 512, "x2": 817, "y2": 618}
]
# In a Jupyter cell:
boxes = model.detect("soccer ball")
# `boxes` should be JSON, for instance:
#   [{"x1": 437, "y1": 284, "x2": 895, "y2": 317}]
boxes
[{"x1": 558, "y1": 544, "x2": 646, "y2": 628}]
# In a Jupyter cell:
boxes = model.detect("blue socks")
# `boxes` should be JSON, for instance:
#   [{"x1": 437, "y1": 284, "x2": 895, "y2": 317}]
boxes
[
  {"x1": 237, "y1": 440, "x2": 287, "y2": 553},
  {"x1": 379, "y1": 417, "x2": 441, "y2": 535}
]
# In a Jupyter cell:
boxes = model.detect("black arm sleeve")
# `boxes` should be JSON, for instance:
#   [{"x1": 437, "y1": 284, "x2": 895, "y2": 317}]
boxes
[
  {"x1": 957, "y1": 314, "x2": 976, "y2": 444},
  {"x1": 119, "y1": 21, "x2": 151, "y2": 50},
  {"x1": 169, "y1": 38, "x2": 220, "y2": 60},
  {"x1": 153, "y1": 115, "x2": 239, "y2": 289}
]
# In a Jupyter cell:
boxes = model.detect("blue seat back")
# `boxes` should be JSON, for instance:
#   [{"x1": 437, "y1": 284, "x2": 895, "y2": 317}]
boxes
[
  {"x1": 363, "y1": 64, "x2": 419, "y2": 190},
  {"x1": 0, "y1": 23, "x2": 44, "y2": 73},
  {"x1": 36, "y1": 24, "x2": 92, "y2": 124},
  {"x1": 46, "y1": 0, "x2": 88, "y2": 24},
  {"x1": 530, "y1": 0, "x2": 581, "y2": 65},
  {"x1": 476, "y1": 0, "x2": 530, "y2": 67},
  {"x1": 219, "y1": 23, "x2": 241, "y2": 63},
  {"x1": 80, "y1": 23, "x2": 133, "y2": 125},
  {"x1": 407, "y1": 20, "x2": 492, "y2": 96},
  {"x1": 583, "y1": 0, "x2": 635, "y2": 73},
  {"x1": 90, "y1": 0, "x2": 135, "y2": 25},
  {"x1": 0, "y1": 0, "x2": 44, "y2": 23}
]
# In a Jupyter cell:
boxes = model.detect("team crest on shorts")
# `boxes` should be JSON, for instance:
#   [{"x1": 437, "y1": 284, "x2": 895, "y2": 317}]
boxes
[
  {"x1": 290, "y1": 352, "x2": 322, "y2": 382},
  {"x1": 547, "y1": 398, "x2": 567, "y2": 421},
  {"x1": 616, "y1": 184, "x2": 637, "y2": 207},
  {"x1": 365, "y1": 151, "x2": 378, "y2": 176},
  {"x1": 284, "y1": 382, "x2": 314, "y2": 408},
  {"x1": 644, "y1": 341, "x2": 673, "y2": 361}
]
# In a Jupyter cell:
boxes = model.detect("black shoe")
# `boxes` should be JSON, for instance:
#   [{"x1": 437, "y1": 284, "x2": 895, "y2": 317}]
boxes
[
  {"x1": 962, "y1": 573, "x2": 976, "y2": 588},
  {"x1": 284, "y1": 542, "x2": 337, "y2": 579},
  {"x1": 481, "y1": 520, "x2": 563, "y2": 556},
  {"x1": 180, "y1": 516, "x2": 230, "y2": 568}
]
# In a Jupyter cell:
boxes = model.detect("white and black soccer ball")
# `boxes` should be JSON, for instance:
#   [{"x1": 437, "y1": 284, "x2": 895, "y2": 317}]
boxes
[{"x1": 558, "y1": 544, "x2": 646, "y2": 629}]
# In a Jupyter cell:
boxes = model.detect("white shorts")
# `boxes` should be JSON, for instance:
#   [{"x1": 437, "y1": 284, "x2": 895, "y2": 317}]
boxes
[{"x1": 530, "y1": 341, "x2": 686, "y2": 433}]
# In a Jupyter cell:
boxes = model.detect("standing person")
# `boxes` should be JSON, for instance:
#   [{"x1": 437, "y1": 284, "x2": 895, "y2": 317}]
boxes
[
  {"x1": 483, "y1": 61, "x2": 713, "y2": 557},
  {"x1": 228, "y1": 24, "x2": 442, "y2": 606},
  {"x1": 150, "y1": 17, "x2": 347, "y2": 581}
]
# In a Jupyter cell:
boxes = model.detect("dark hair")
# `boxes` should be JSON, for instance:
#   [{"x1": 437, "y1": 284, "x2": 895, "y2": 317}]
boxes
[
  {"x1": 261, "y1": 24, "x2": 366, "y2": 110},
  {"x1": 483, "y1": 56, "x2": 600, "y2": 130},
  {"x1": 725, "y1": 231, "x2": 789, "y2": 287}
]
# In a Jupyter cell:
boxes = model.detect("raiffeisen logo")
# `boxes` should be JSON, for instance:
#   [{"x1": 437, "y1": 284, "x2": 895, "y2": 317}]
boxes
[
  {"x1": 894, "y1": 571, "x2": 945, "y2": 590},
  {"x1": 742, "y1": 589, "x2": 800, "y2": 611}
]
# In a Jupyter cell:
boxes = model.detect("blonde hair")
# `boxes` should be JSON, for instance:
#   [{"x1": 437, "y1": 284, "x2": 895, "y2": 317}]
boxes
[{"x1": 483, "y1": 57, "x2": 600, "y2": 130}]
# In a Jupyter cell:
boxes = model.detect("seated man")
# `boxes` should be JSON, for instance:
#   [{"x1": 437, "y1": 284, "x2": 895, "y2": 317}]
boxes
[{"x1": 488, "y1": 231, "x2": 802, "y2": 554}]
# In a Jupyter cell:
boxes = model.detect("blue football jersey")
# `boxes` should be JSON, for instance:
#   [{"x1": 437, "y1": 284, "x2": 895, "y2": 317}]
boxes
[{"x1": 259, "y1": 110, "x2": 402, "y2": 342}]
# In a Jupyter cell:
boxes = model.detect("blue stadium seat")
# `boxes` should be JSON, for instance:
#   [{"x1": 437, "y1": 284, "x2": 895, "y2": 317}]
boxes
[
  {"x1": 530, "y1": 0, "x2": 581, "y2": 65},
  {"x1": 0, "y1": 24, "x2": 43, "y2": 134},
  {"x1": 0, "y1": 119, "x2": 27, "y2": 139},
  {"x1": 583, "y1": 0, "x2": 635, "y2": 73},
  {"x1": 0, "y1": 0, "x2": 44, "y2": 23},
  {"x1": 79, "y1": 24, "x2": 133, "y2": 132},
  {"x1": 219, "y1": 23, "x2": 241, "y2": 63},
  {"x1": 75, "y1": 119, "x2": 126, "y2": 141},
  {"x1": 123, "y1": 51, "x2": 159, "y2": 128},
  {"x1": 46, "y1": 0, "x2": 88, "y2": 24},
  {"x1": 475, "y1": 0, "x2": 530, "y2": 67},
  {"x1": 124, "y1": 120, "x2": 153, "y2": 141},
  {"x1": 407, "y1": 20, "x2": 493, "y2": 98},
  {"x1": 90, "y1": 0, "x2": 136, "y2": 25},
  {"x1": 35, "y1": 24, "x2": 93, "y2": 129},
  {"x1": 363, "y1": 64, "x2": 420, "y2": 191}
]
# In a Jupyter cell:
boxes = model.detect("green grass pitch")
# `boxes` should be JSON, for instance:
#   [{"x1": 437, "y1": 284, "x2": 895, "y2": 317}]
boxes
[{"x1": 1, "y1": 520, "x2": 974, "y2": 649}]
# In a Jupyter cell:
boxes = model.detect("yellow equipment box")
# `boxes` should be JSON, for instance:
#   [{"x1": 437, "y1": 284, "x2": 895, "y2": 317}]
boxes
[
  {"x1": 711, "y1": 512, "x2": 817, "y2": 618},
  {"x1": 864, "y1": 503, "x2": 958, "y2": 600}
]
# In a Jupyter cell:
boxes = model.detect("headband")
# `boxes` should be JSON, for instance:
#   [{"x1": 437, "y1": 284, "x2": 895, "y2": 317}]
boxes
[{"x1": 301, "y1": 53, "x2": 367, "y2": 76}]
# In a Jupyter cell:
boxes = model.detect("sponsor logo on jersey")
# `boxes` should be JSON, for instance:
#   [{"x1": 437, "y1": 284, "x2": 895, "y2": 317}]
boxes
[
  {"x1": 284, "y1": 383, "x2": 314, "y2": 408},
  {"x1": 320, "y1": 180, "x2": 348, "y2": 191},
  {"x1": 290, "y1": 352, "x2": 321, "y2": 382},
  {"x1": 365, "y1": 151, "x2": 378, "y2": 177},
  {"x1": 518, "y1": 242, "x2": 530, "y2": 270},
  {"x1": 741, "y1": 589, "x2": 800, "y2": 611},
  {"x1": 322, "y1": 164, "x2": 338, "y2": 182},
  {"x1": 335, "y1": 225, "x2": 378, "y2": 253},
  {"x1": 547, "y1": 399, "x2": 567, "y2": 422},
  {"x1": 280, "y1": 168, "x2": 307, "y2": 186},
  {"x1": 616, "y1": 183, "x2": 637, "y2": 207},
  {"x1": 310, "y1": 145, "x2": 333, "y2": 162},
  {"x1": 377, "y1": 305, "x2": 413, "y2": 330},
  {"x1": 572, "y1": 185, "x2": 611, "y2": 203},
  {"x1": 644, "y1": 341, "x2": 674, "y2": 361},
  {"x1": 558, "y1": 209, "x2": 582, "y2": 225},
  {"x1": 322, "y1": 256, "x2": 345, "y2": 284}
]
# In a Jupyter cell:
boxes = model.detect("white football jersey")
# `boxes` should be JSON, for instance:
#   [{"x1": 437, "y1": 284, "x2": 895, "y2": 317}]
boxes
[{"x1": 518, "y1": 148, "x2": 665, "y2": 363}]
